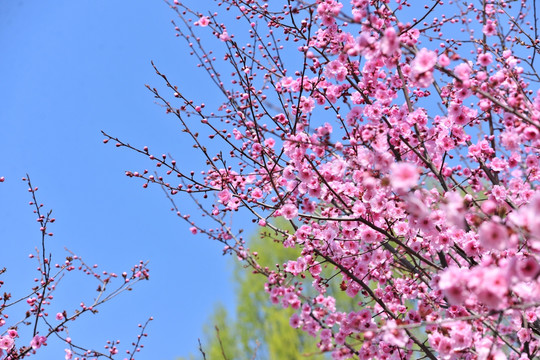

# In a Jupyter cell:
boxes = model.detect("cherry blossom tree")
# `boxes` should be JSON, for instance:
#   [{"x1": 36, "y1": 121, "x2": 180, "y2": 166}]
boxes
[
  {"x1": 0, "y1": 176, "x2": 151, "y2": 360},
  {"x1": 105, "y1": 0, "x2": 540, "y2": 358}
]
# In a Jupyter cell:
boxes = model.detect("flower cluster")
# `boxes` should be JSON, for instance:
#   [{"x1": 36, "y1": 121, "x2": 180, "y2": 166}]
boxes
[{"x1": 109, "y1": 0, "x2": 540, "y2": 358}]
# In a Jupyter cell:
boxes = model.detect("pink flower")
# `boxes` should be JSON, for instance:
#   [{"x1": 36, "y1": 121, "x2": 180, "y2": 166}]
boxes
[
  {"x1": 56, "y1": 312, "x2": 64, "y2": 321},
  {"x1": 481, "y1": 200, "x2": 496, "y2": 215},
  {"x1": 0, "y1": 336, "x2": 14, "y2": 350},
  {"x1": 197, "y1": 16, "x2": 210, "y2": 27},
  {"x1": 30, "y1": 335, "x2": 47, "y2": 349},
  {"x1": 474, "y1": 267, "x2": 508, "y2": 309},
  {"x1": 251, "y1": 188, "x2": 263, "y2": 199},
  {"x1": 380, "y1": 27, "x2": 399, "y2": 56},
  {"x1": 264, "y1": 138, "x2": 275, "y2": 148},
  {"x1": 217, "y1": 189, "x2": 231, "y2": 204},
  {"x1": 454, "y1": 62, "x2": 471, "y2": 81},
  {"x1": 412, "y1": 48, "x2": 437, "y2": 74},
  {"x1": 477, "y1": 52, "x2": 493, "y2": 66},
  {"x1": 281, "y1": 203, "x2": 298, "y2": 220},
  {"x1": 483, "y1": 19, "x2": 497, "y2": 36},
  {"x1": 478, "y1": 221, "x2": 508, "y2": 251},
  {"x1": 317, "y1": 0, "x2": 343, "y2": 26},
  {"x1": 390, "y1": 162, "x2": 419, "y2": 191},
  {"x1": 65, "y1": 349, "x2": 73, "y2": 360},
  {"x1": 325, "y1": 60, "x2": 348, "y2": 81},
  {"x1": 436, "y1": 337, "x2": 454, "y2": 356},
  {"x1": 393, "y1": 221, "x2": 409, "y2": 236},
  {"x1": 274, "y1": 113, "x2": 288, "y2": 125},
  {"x1": 299, "y1": 96, "x2": 315, "y2": 113},
  {"x1": 515, "y1": 256, "x2": 540, "y2": 280},
  {"x1": 448, "y1": 322, "x2": 472, "y2": 350},
  {"x1": 489, "y1": 157, "x2": 507, "y2": 171},
  {"x1": 523, "y1": 126, "x2": 539, "y2": 140},
  {"x1": 442, "y1": 191, "x2": 466, "y2": 229},
  {"x1": 491, "y1": 185, "x2": 507, "y2": 202},
  {"x1": 219, "y1": 31, "x2": 230, "y2": 41},
  {"x1": 438, "y1": 53, "x2": 450, "y2": 67},
  {"x1": 439, "y1": 267, "x2": 469, "y2": 305},
  {"x1": 320, "y1": 328, "x2": 332, "y2": 341},
  {"x1": 517, "y1": 328, "x2": 532, "y2": 343},
  {"x1": 285, "y1": 258, "x2": 306, "y2": 276},
  {"x1": 290, "y1": 313, "x2": 301, "y2": 328}
]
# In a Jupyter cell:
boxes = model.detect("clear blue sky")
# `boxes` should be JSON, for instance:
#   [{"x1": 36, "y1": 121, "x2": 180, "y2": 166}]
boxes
[{"x1": 1, "y1": 1, "x2": 240, "y2": 358}]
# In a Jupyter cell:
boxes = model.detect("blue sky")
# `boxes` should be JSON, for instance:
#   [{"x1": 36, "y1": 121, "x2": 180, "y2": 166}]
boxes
[{"x1": 1, "y1": 1, "x2": 240, "y2": 358}]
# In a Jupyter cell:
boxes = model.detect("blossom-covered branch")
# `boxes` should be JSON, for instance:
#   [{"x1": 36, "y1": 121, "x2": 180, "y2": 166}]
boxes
[{"x1": 107, "y1": 0, "x2": 540, "y2": 358}]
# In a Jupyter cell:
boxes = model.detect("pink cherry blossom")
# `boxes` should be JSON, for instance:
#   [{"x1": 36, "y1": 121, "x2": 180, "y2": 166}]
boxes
[
  {"x1": 483, "y1": 19, "x2": 497, "y2": 36},
  {"x1": 380, "y1": 27, "x2": 399, "y2": 56},
  {"x1": 390, "y1": 162, "x2": 419, "y2": 191},
  {"x1": 477, "y1": 52, "x2": 493, "y2": 66},
  {"x1": 473, "y1": 267, "x2": 508, "y2": 309},
  {"x1": 325, "y1": 59, "x2": 348, "y2": 81},
  {"x1": 515, "y1": 256, "x2": 540, "y2": 280},
  {"x1": 454, "y1": 62, "x2": 472, "y2": 81},
  {"x1": 30, "y1": 335, "x2": 47, "y2": 349},
  {"x1": 280, "y1": 203, "x2": 298, "y2": 220},
  {"x1": 438, "y1": 53, "x2": 450, "y2": 67},
  {"x1": 197, "y1": 16, "x2": 210, "y2": 27},
  {"x1": 478, "y1": 221, "x2": 509, "y2": 251},
  {"x1": 65, "y1": 349, "x2": 73, "y2": 360},
  {"x1": 438, "y1": 267, "x2": 469, "y2": 305},
  {"x1": 412, "y1": 48, "x2": 437, "y2": 74},
  {"x1": 0, "y1": 336, "x2": 14, "y2": 351},
  {"x1": 219, "y1": 31, "x2": 230, "y2": 41}
]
